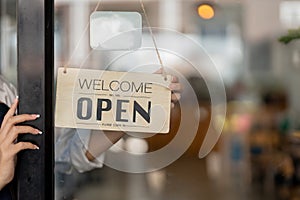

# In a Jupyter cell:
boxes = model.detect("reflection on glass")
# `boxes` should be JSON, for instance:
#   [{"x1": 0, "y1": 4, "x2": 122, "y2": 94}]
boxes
[
  {"x1": 90, "y1": 11, "x2": 142, "y2": 50},
  {"x1": 0, "y1": 0, "x2": 17, "y2": 85},
  {"x1": 53, "y1": 0, "x2": 300, "y2": 200}
]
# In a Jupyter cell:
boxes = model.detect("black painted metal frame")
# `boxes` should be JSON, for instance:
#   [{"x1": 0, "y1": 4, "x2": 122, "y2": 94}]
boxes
[{"x1": 16, "y1": 0, "x2": 54, "y2": 199}]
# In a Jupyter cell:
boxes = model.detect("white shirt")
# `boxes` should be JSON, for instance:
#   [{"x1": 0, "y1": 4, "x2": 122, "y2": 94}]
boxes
[
  {"x1": 0, "y1": 75, "x2": 17, "y2": 106},
  {"x1": 55, "y1": 128, "x2": 105, "y2": 174}
]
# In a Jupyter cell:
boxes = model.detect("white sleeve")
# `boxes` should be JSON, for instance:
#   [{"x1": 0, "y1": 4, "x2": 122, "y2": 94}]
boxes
[
  {"x1": 0, "y1": 75, "x2": 18, "y2": 106},
  {"x1": 55, "y1": 128, "x2": 105, "y2": 173}
]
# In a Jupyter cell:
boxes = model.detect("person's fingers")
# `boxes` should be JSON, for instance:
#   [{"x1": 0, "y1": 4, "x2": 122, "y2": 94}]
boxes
[
  {"x1": 171, "y1": 93, "x2": 181, "y2": 102},
  {"x1": 13, "y1": 142, "x2": 39, "y2": 154},
  {"x1": 7, "y1": 114, "x2": 40, "y2": 126},
  {"x1": 1, "y1": 114, "x2": 40, "y2": 138},
  {"x1": 1, "y1": 98, "x2": 18, "y2": 128},
  {"x1": 171, "y1": 75, "x2": 179, "y2": 83},
  {"x1": 169, "y1": 83, "x2": 182, "y2": 93},
  {"x1": 6, "y1": 126, "x2": 42, "y2": 143},
  {"x1": 153, "y1": 71, "x2": 182, "y2": 106}
]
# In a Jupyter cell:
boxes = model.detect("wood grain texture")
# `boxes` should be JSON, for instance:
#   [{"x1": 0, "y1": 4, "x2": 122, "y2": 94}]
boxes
[{"x1": 55, "y1": 68, "x2": 171, "y2": 133}]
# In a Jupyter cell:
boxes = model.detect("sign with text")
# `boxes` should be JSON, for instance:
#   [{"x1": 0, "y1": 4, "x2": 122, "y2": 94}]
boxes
[{"x1": 55, "y1": 68, "x2": 171, "y2": 133}]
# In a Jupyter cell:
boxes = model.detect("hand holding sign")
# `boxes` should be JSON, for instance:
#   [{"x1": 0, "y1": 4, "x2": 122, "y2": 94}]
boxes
[
  {"x1": 55, "y1": 67, "x2": 183, "y2": 163},
  {"x1": 85, "y1": 70, "x2": 181, "y2": 162},
  {"x1": 155, "y1": 68, "x2": 182, "y2": 108},
  {"x1": 55, "y1": 68, "x2": 176, "y2": 133}
]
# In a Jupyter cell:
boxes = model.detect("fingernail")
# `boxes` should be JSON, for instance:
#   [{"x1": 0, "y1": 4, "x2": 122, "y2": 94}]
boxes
[
  {"x1": 35, "y1": 145, "x2": 40, "y2": 150},
  {"x1": 16, "y1": 96, "x2": 19, "y2": 99},
  {"x1": 32, "y1": 114, "x2": 41, "y2": 119},
  {"x1": 37, "y1": 130, "x2": 43, "y2": 135}
]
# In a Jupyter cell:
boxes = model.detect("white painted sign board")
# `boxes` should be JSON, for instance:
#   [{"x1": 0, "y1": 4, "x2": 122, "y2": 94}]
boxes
[
  {"x1": 90, "y1": 11, "x2": 142, "y2": 50},
  {"x1": 55, "y1": 68, "x2": 171, "y2": 133}
]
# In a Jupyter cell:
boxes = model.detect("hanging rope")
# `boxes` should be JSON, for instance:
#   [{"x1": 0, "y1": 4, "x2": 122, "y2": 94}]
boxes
[
  {"x1": 139, "y1": 0, "x2": 167, "y2": 80},
  {"x1": 64, "y1": 0, "x2": 167, "y2": 81},
  {"x1": 64, "y1": 0, "x2": 103, "y2": 73}
]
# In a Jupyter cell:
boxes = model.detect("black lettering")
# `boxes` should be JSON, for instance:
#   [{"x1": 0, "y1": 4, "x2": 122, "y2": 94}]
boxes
[
  {"x1": 116, "y1": 100, "x2": 129, "y2": 122},
  {"x1": 133, "y1": 101, "x2": 151, "y2": 123},
  {"x1": 120, "y1": 81, "x2": 131, "y2": 92},
  {"x1": 78, "y1": 79, "x2": 92, "y2": 90},
  {"x1": 102, "y1": 80, "x2": 109, "y2": 91},
  {"x1": 93, "y1": 79, "x2": 101, "y2": 90},
  {"x1": 132, "y1": 82, "x2": 143, "y2": 93},
  {"x1": 109, "y1": 80, "x2": 119, "y2": 91},
  {"x1": 77, "y1": 97, "x2": 92, "y2": 120},
  {"x1": 97, "y1": 99, "x2": 112, "y2": 121},
  {"x1": 144, "y1": 83, "x2": 153, "y2": 94}
]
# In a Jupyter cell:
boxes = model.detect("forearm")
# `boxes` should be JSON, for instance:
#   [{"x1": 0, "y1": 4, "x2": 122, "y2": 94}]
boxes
[
  {"x1": 0, "y1": 180, "x2": 7, "y2": 191},
  {"x1": 85, "y1": 130, "x2": 125, "y2": 161},
  {"x1": 85, "y1": 71, "x2": 181, "y2": 162},
  {"x1": 0, "y1": 171, "x2": 11, "y2": 191}
]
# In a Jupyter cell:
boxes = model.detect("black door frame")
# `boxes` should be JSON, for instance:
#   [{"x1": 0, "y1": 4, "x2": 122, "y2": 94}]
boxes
[{"x1": 17, "y1": 0, "x2": 54, "y2": 199}]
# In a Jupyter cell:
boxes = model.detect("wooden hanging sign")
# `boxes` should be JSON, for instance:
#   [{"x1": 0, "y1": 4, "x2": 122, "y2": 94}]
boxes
[{"x1": 55, "y1": 68, "x2": 171, "y2": 133}]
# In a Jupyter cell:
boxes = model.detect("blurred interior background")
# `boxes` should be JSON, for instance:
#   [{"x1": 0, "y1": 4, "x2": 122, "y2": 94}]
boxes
[{"x1": 2, "y1": 0, "x2": 300, "y2": 199}]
